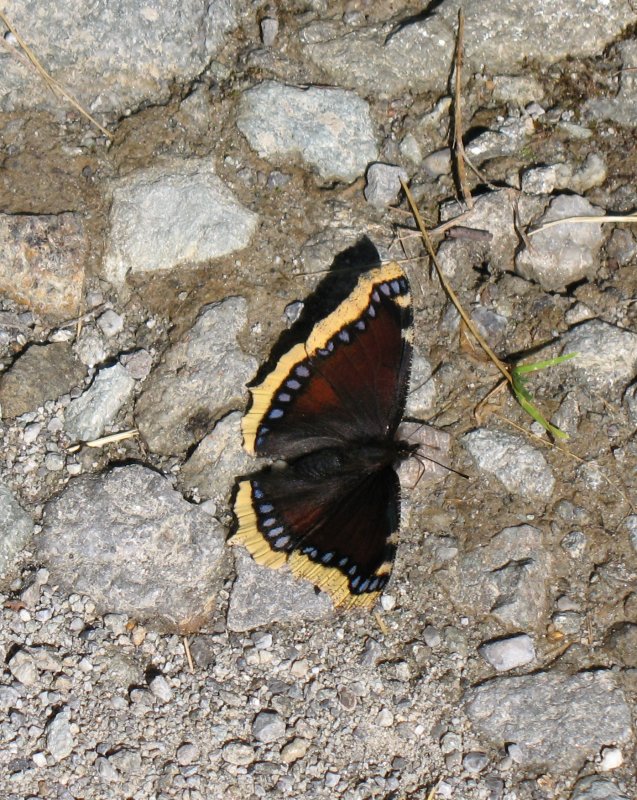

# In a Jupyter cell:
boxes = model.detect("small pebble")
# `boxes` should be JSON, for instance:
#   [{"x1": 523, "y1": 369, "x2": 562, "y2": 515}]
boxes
[
  {"x1": 23, "y1": 423, "x2": 41, "y2": 444},
  {"x1": 260, "y1": 16, "x2": 278, "y2": 46},
  {"x1": 423, "y1": 625, "x2": 441, "y2": 648},
  {"x1": 599, "y1": 746, "x2": 623, "y2": 771},
  {"x1": 507, "y1": 743, "x2": 524, "y2": 764},
  {"x1": 440, "y1": 732, "x2": 462, "y2": 754},
  {"x1": 561, "y1": 530, "x2": 586, "y2": 558},
  {"x1": 46, "y1": 709, "x2": 75, "y2": 761},
  {"x1": 479, "y1": 635, "x2": 535, "y2": 671},
  {"x1": 222, "y1": 741, "x2": 255, "y2": 766},
  {"x1": 324, "y1": 771, "x2": 340, "y2": 788},
  {"x1": 380, "y1": 594, "x2": 396, "y2": 611},
  {"x1": 280, "y1": 737, "x2": 309, "y2": 764},
  {"x1": 176, "y1": 742, "x2": 199, "y2": 766},
  {"x1": 463, "y1": 751, "x2": 489, "y2": 773},
  {"x1": 149, "y1": 674, "x2": 173, "y2": 703},
  {"x1": 377, "y1": 708, "x2": 394, "y2": 727},
  {"x1": 252, "y1": 710, "x2": 285, "y2": 743},
  {"x1": 8, "y1": 650, "x2": 38, "y2": 686},
  {"x1": 97, "y1": 309, "x2": 124, "y2": 337},
  {"x1": 44, "y1": 452, "x2": 65, "y2": 472}
]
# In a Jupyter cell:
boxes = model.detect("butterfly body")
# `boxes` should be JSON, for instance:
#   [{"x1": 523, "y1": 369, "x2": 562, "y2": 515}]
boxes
[{"x1": 231, "y1": 261, "x2": 414, "y2": 609}]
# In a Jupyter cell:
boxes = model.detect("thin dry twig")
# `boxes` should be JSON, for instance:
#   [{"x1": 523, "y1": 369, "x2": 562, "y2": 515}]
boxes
[
  {"x1": 452, "y1": 10, "x2": 473, "y2": 209},
  {"x1": 400, "y1": 178, "x2": 511, "y2": 384},
  {"x1": 528, "y1": 213, "x2": 637, "y2": 236},
  {"x1": 374, "y1": 611, "x2": 389, "y2": 635},
  {"x1": 183, "y1": 637, "x2": 195, "y2": 672},
  {"x1": 66, "y1": 429, "x2": 140, "y2": 454},
  {"x1": 0, "y1": 11, "x2": 112, "y2": 140}
]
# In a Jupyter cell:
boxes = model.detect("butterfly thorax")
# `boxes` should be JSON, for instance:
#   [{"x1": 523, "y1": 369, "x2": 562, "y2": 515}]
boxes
[{"x1": 290, "y1": 439, "x2": 416, "y2": 483}]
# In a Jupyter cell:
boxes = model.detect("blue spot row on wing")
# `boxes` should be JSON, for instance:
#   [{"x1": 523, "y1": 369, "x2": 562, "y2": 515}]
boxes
[{"x1": 256, "y1": 362, "x2": 312, "y2": 447}]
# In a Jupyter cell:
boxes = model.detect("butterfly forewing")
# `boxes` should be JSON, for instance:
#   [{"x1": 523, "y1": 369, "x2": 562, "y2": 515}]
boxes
[{"x1": 242, "y1": 263, "x2": 413, "y2": 461}]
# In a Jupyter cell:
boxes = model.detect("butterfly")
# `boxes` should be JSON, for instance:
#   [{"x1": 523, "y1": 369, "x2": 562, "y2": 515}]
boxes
[{"x1": 230, "y1": 260, "x2": 415, "y2": 609}]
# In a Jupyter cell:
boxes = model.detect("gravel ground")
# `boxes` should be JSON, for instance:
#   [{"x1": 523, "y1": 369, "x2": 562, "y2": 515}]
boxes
[{"x1": 1, "y1": 2, "x2": 636, "y2": 799}]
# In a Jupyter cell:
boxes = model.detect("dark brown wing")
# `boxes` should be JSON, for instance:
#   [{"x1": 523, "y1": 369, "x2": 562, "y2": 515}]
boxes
[
  {"x1": 242, "y1": 263, "x2": 413, "y2": 460},
  {"x1": 231, "y1": 455, "x2": 401, "y2": 609}
]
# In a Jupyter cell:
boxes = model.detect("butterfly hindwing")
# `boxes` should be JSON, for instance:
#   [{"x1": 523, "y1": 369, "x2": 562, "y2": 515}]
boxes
[
  {"x1": 232, "y1": 453, "x2": 401, "y2": 609},
  {"x1": 242, "y1": 263, "x2": 413, "y2": 460}
]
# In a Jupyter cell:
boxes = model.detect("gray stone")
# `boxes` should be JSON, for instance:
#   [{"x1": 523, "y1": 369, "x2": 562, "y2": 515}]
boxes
[
  {"x1": 587, "y1": 40, "x2": 637, "y2": 126},
  {"x1": 437, "y1": 191, "x2": 518, "y2": 281},
  {"x1": 303, "y1": 1, "x2": 634, "y2": 98},
  {"x1": 399, "y1": 133, "x2": 423, "y2": 166},
  {"x1": 46, "y1": 708, "x2": 75, "y2": 761},
  {"x1": 0, "y1": 686, "x2": 22, "y2": 709},
  {"x1": 0, "y1": 342, "x2": 85, "y2": 419},
  {"x1": 566, "y1": 154, "x2": 608, "y2": 194},
  {"x1": 466, "y1": 117, "x2": 535, "y2": 163},
  {"x1": 237, "y1": 81, "x2": 377, "y2": 183},
  {"x1": 488, "y1": 75, "x2": 545, "y2": 106},
  {"x1": 180, "y1": 411, "x2": 252, "y2": 511},
  {"x1": 44, "y1": 452, "x2": 65, "y2": 472},
  {"x1": 421, "y1": 148, "x2": 452, "y2": 178},
  {"x1": 606, "y1": 229, "x2": 637, "y2": 267},
  {"x1": 396, "y1": 422, "x2": 451, "y2": 491},
  {"x1": 227, "y1": 548, "x2": 333, "y2": 632},
  {"x1": 96, "y1": 757, "x2": 120, "y2": 783},
  {"x1": 0, "y1": 212, "x2": 87, "y2": 322},
  {"x1": 120, "y1": 350, "x2": 153, "y2": 381},
  {"x1": 109, "y1": 748, "x2": 143, "y2": 774},
  {"x1": 457, "y1": 525, "x2": 551, "y2": 629},
  {"x1": 364, "y1": 163, "x2": 408, "y2": 209},
  {"x1": 570, "y1": 776, "x2": 630, "y2": 800},
  {"x1": 479, "y1": 635, "x2": 536, "y2": 671},
  {"x1": 74, "y1": 327, "x2": 108, "y2": 368},
  {"x1": 465, "y1": 671, "x2": 632, "y2": 770},
  {"x1": 0, "y1": 484, "x2": 34, "y2": 580},
  {"x1": 64, "y1": 362, "x2": 135, "y2": 442},
  {"x1": 38, "y1": 464, "x2": 229, "y2": 631},
  {"x1": 252, "y1": 711, "x2": 286, "y2": 743},
  {"x1": 300, "y1": 18, "x2": 454, "y2": 100},
  {"x1": 103, "y1": 161, "x2": 258, "y2": 286},
  {"x1": 461, "y1": 0, "x2": 636, "y2": 75},
  {"x1": 515, "y1": 195, "x2": 605, "y2": 291},
  {"x1": 551, "y1": 611, "x2": 583, "y2": 635},
  {"x1": 624, "y1": 515, "x2": 637, "y2": 553},
  {"x1": 423, "y1": 626, "x2": 442, "y2": 648},
  {"x1": 462, "y1": 429, "x2": 555, "y2": 500},
  {"x1": 135, "y1": 297, "x2": 256, "y2": 456},
  {"x1": 605, "y1": 623, "x2": 637, "y2": 668},
  {"x1": 521, "y1": 164, "x2": 572, "y2": 195},
  {"x1": 561, "y1": 320, "x2": 637, "y2": 395},
  {"x1": 0, "y1": 0, "x2": 239, "y2": 117}
]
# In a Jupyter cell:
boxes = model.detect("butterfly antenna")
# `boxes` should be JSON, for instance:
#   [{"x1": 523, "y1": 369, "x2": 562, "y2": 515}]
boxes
[{"x1": 412, "y1": 450, "x2": 469, "y2": 485}]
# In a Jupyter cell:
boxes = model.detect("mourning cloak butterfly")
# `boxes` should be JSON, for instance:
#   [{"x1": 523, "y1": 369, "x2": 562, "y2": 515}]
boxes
[{"x1": 230, "y1": 261, "x2": 414, "y2": 609}]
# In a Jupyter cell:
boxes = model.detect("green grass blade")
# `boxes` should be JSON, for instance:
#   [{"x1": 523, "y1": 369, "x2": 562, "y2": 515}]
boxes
[{"x1": 510, "y1": 353, "x2": 578, "y2": 440}]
